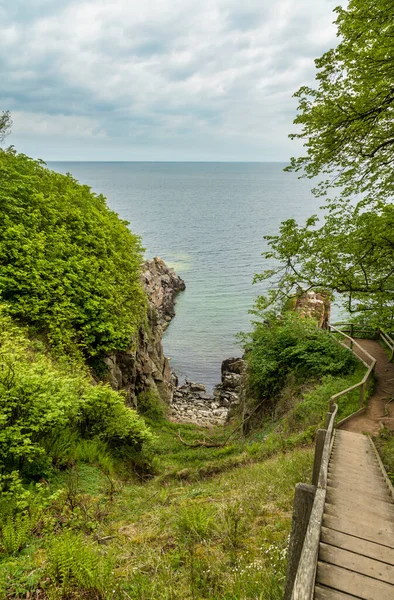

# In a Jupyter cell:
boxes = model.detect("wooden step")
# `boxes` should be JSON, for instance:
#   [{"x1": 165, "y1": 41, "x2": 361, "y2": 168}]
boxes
[
  {"x1": 321, "y1": 527, "x2": 394, "y2": 566},
  {"x1": 316, "y1": 561, "x2": 394, "y2": 599},
  {"x1": 319, "y1": 542, "x2": 394, "y2": 584}
]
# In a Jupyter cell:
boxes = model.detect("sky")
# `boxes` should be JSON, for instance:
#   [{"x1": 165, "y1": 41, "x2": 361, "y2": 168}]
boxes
[{"x1": 0, "y1": 0, "x2": 344, "y2": 161}]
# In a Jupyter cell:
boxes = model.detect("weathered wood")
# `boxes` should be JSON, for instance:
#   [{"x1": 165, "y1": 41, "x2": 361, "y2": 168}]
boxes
[
  {"x1": 324, "y1": 412, "x2": 333, "y2": 429},
  {"x1": 284, "y1": 483, "x2": 316, "y2": 600},
  {"x1": 291, "y1": 488, "x2": 326, "y2": 600},
  {"x1": 320, "y1": 527, "x2": 394, "y2": 566},
  {"x1": 323, "y1": 514, "x2": 394, "y2": 548},
  {"x1": 314, "y1": 585, "x2": 360, "y2": 599},
  {"x1": 319, "y1": 542, "x2": 394, "y2": 584},
  {"x1": 327, "y1": 479, "x2": 392, "y2": 501},
  {"x1": 312, "y1": 430, "x2": 326, "y2": 487},
  {"x1": 316, "y1": 561, "x2": 394, "y2": 599},
  {"x1": 359, "y1": 382, "x2": 365, "y2": 407},
  {"x1": 324, "y1": 492, "x2": 394, "y2": 520}
]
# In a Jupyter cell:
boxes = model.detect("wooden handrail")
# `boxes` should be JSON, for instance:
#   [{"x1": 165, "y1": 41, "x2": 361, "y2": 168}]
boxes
[
  {"x1": 290, "y1": 405, "x2": 338, "y2": 600},
  {"x1": 286, "y1": 321, "x2": 379, "y2": 599},
  {"x1": 329, "y1": 324, "x2": 376, "y2": 409}
]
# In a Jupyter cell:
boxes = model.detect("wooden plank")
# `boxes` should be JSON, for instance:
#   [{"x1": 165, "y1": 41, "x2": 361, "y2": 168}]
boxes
[
  {"x1": 314, "y1": 584, "x2": 363, "y2": 599},
  {"x1": 327, "y1": 470, "x2": 387, "y2": 488},
  {"x1": 331, "y1": 447, "x2": 376, "y2": 460},
  {"x1": 292, "y1": 488, "x2": 326, "y2": 600},
  {"x1": 327, "y1": 479, "x2": 392, "y2": 501},
  {"x1": 319, "y1": 542, "x2": 394, "y2": 584},
  {"x1": 328, "y1": 465, "x2": 385, "y2": 481},
  {"x1": 334, "y1": 430, "x2": 369, "y2": 442},
  {"x1": 325, "y1": 492, "x2": 394, "y2": 520},
  {"x1": 321, "y1": 527, "x2": 394, "y2": 565},
  {"x1": 324, "y1": 503, "x2": 394, "y2": 532},
  {"x1": 323, "y1": 514, "x2": 394, "y2": 548},
  {"x1": 316, "y1": 561, "x2": 394, "y2": 599}
]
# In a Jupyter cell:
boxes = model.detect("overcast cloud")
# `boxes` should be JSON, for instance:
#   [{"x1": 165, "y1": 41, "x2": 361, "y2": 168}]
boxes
[{"x1": 0, "y1": 0, "x2": 343, "y2": 161}]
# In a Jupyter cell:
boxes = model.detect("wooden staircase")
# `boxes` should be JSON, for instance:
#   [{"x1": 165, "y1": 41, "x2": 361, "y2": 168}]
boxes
[{"x1": 314, "y1": 429, "x2": 394, "y2": 599}]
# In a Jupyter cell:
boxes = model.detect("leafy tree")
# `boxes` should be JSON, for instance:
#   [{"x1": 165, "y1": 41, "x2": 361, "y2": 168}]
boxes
[
  {"x1": 256, "y1": 0, "x2": 394, "y2": 327},
  {"x1": 287, "y1": 0, "x2": 394, "y2": 204},
  {"x1": 0, "y1": 111, "x2": 12, "y2": 144},
  {"x1": 0, "y1": 147, "x2": 146, "y2": 357}
]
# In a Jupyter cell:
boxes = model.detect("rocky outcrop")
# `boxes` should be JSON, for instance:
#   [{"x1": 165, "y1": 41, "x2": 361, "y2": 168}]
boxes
[
  {"x1": 103, "y1": 257, "x2": 185, "y2": 406},
  {"x1": 295, "y1": 291, "x2": 331, "y2": 329},
  {"x1": 169, "y1": 357, "x2": 247, "y2": 427},
  {"x1": 142, "y1": 256, "x2": 186, "y2": 330}
]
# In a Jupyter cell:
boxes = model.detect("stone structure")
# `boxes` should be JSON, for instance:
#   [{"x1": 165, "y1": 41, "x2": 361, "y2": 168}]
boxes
[{"x1": 295, "y1": 290, "x2": 331, "y2": 329}]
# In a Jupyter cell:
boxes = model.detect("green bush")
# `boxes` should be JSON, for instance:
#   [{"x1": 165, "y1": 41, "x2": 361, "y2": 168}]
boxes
[
  {"x1": 242, "y1": 313, "x2": 357, "y2": 400},
  {"x1": 0, "y1": 147, "x2": 146, "y2": 358},
  {"x1": 0, "y1": 310, "x2": 152, "y2": 485},
  {"x1": 137, "y1": 389, "x2": 167, "y2": 420}
]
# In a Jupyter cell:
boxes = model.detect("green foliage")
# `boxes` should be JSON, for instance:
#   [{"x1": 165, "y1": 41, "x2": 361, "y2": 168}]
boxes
[
  {"x1": 0, "y1": 147, "x2": 146, "y2": 358},
  {"x1": 287, "y1": 0, "x2": 394, "y2": 204},
  {"x1": 0, "y1": 309, "x2": 152, "y2": 486},
  {"x1": 242, "y1": 313, "x2": 357, "y2": 400},
  {"x1": 46, "y1": 530, "x2": 116, "y2": 598},
  {"x1": 137, "y1": 389, "x2": 167, "y2": 420},
  {"x1": 1, "y1": 513, "x2": 34, "y2": 555},
  {"x1": 375, "y1": 428, "x2": 394, "y2": 484},
  {"x1": 255, "y1": 1, "x2": 394, "y2": 326},
  {"x1": 0, "y1": 111, "x2": 12, "y2": 144}
]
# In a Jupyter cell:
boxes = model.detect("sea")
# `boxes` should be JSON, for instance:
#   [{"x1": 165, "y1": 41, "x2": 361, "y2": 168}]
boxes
[{"x1": 48, "y1": 162, "x2": 322, "y2": 391}]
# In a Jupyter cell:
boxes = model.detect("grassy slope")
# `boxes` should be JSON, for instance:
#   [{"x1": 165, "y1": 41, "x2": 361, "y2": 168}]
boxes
[{"x1": 0, "y1": 334, "x2": 371, "y2": 599}]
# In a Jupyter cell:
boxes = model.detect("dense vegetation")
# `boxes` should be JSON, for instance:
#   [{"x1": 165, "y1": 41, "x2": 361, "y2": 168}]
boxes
[
  {"x1": 0, "y1": 147, "x2": 146, "y2": 358},
  {"x1": 256, "y1": 0, "x2": 394, "y2": 328},
  {"x1": 242, "y1": 313, "x2": 357, "y2": 402}
]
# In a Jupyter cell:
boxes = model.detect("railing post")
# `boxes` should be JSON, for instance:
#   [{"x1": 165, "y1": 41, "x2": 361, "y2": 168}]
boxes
[
  {"x1": 284, "y1": 483, "x2": 316, "y2": 600},
  {"x1": 325, "y1": 412, "x2": 333, "y2": 429},
  {"x1": 359, "y1": 383, "x2": 365, "y2": 408},
  {"x1": 312, "y1": 429, "x2": 327, "y2": 487}
]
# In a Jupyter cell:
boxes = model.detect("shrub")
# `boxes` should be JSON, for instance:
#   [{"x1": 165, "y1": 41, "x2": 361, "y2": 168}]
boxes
[
  {"x1": 0, "y1": 147, "x2": 146, "y2": 358},
  {"x1": 137, "y1": 389, "x2": 167, "y2": 420},
  {"x1": 242, "y1": 313, "x2": 357, "y2": 400},
  {"x1": 0, "y1": 310, "x2": 152, "y2": 483}
]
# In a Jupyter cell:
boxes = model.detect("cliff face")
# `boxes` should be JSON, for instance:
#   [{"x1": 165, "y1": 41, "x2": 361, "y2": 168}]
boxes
[{"x1": 103, "y1": 257, "x2": 185, "y2": 405}]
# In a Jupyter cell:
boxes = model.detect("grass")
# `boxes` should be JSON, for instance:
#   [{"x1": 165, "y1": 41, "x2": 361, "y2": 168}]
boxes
[
  {"x1": 0, "y1": 354, "x2": 372, "y2": 599},
  {"x1": 0, "y1": 446, "x2": 312, "y2": 600}
]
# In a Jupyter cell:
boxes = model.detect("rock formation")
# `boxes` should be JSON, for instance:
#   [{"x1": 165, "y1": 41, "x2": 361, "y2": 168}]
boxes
[
  {"x1": 169, "y1": 357, "x2": 246, "y2": 427},
  {"x1": 295, "y1": 290, "x2": 331, "y2": 329},
  {"x1": 142, "y1": 256, "x2": 186, "y2": 329},
  {"x1": 103, "y1": 257, "x2": 185, "y2": 406}
]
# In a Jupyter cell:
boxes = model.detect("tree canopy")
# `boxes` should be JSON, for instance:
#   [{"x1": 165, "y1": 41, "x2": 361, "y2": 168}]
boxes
[
  {"x1": 287, "y1": 0, "x2": 394, "y2": 204},
  {"x1": 257, "y1": 0, "x2": 394, "y2": 328},
  {"x1": 0, "y1": 147, "x2": 146, "y2": 358}
]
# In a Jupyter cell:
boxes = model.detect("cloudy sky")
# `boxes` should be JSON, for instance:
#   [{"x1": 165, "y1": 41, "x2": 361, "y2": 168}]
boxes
[{"x1": 0, "y1": 0, "x2": 343, "y2": 161}]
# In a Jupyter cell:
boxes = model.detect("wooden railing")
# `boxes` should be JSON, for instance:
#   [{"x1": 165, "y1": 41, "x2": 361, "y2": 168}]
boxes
[
  {"x1": 284, "y1": 322, "x2": 380, "y2": 599},
  {"x1": 329, "y1": 324, "x2": 376, "y2": 417},
  {"x1": 287, "y1": 404, "x2": 337, "y2": 600},
  {"x1": 379, "y1": 328, "x2": 394, "y2": 361}
]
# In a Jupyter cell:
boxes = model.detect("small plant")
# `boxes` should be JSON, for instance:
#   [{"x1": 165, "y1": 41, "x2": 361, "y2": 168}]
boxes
[
  {"x1": 45, "y1": 530, "x2": 116, "y2": 598},
  {"x1": 137, "y1": 389, "x2": 167, "y2": 420},
  {"x1": 1, "y1": 513, "x2": 33, "y2": 555}
]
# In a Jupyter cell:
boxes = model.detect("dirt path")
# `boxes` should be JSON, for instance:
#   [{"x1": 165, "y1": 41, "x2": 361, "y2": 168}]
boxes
[{"x1": 340, "y1": 339, "x2": 394, "y2": 435}]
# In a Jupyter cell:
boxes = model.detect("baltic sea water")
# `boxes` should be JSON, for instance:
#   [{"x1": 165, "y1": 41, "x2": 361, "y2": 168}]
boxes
[{"x1": 49, "y1": 162, "x2": 320, "y2": 390}]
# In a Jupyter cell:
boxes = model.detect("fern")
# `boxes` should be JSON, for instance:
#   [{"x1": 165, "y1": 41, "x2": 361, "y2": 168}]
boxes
[
  {"x1": 46, "y1": 530, "x2": 115, "y2": 597},
  {"x1": 1, "y1": 513, "x2": 32, "y2": 555}
]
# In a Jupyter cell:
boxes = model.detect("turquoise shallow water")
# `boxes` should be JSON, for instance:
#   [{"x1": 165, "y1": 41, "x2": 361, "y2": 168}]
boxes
[{"x1": 49, "y1": 162, "x2": 319, "y2": 390}]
